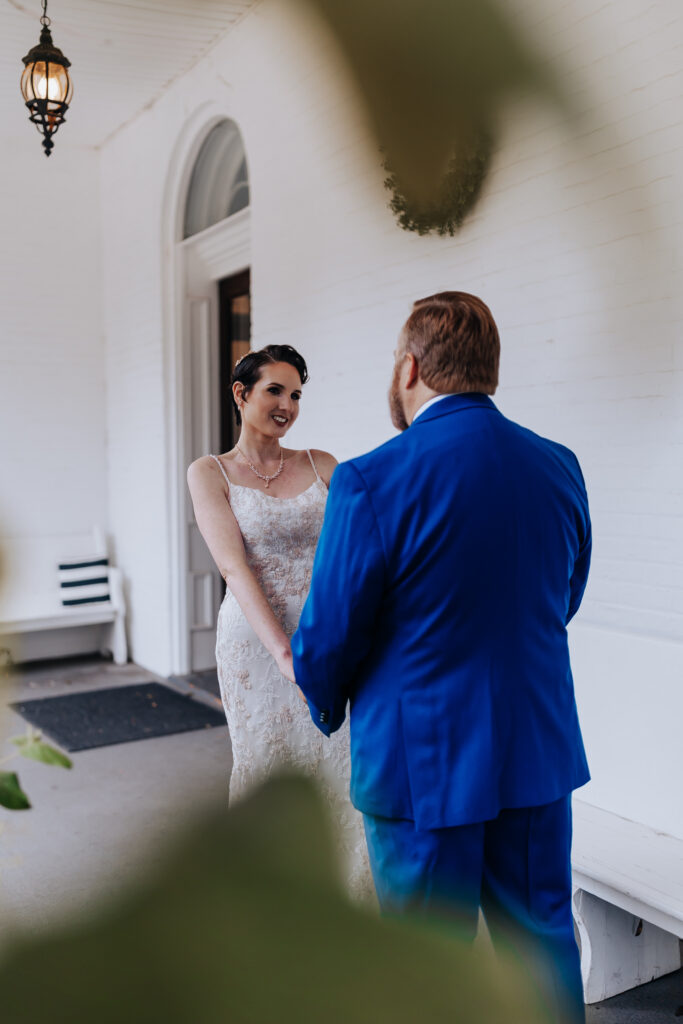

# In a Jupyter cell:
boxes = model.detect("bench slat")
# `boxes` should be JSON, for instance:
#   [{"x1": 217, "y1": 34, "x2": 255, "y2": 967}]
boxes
[
  {"x1": 572, "y1": 799, "x2": 683, "y2": 936},
  {"x1": 0, "y1": 606, "x2": 117, "y2": 633}
]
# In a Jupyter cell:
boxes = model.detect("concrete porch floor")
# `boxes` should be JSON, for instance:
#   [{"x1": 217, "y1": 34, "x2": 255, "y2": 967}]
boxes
[
  {"x1": 0, "y1": 655, "x2": 232, "y2": 936},
  {"x1": 1, "y1": 656, "x2": 681, "y2": 1021}
]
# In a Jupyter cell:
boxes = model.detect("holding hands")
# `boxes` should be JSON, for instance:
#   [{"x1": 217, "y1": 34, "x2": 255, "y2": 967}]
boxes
[{"x1": 276, "y1": 645, "x2": 307, "y2": 705}]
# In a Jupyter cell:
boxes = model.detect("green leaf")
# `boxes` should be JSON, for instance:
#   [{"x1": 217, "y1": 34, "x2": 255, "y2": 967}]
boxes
[
  {"x1": 0, "y1": 771, "x2": 31, "y2": 810},
  {"x1": 10, "y1": 734, "x2": 72, "y2": 769}
]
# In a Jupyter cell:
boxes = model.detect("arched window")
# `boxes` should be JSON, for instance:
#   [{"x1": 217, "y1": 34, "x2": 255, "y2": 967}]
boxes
[{"x1": 183, "y1": 119, "x2": 249, "y2": 239}]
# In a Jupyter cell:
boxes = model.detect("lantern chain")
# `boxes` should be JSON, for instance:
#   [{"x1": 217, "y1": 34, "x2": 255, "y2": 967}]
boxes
[{"x1": 40, "y1": 0, "x2": 50, "y2": 28}]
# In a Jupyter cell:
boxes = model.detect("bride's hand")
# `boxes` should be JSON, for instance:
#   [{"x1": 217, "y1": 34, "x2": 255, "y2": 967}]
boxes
[
  {"x1": 276, "y1": 649, "x2": 307, "y2": 705},
  {"x1": 276, "y1": 647, "x2": 307, "y2": 703},
  {"x1": 276, "y1": 647, "x2": 296, "y2": 684}
]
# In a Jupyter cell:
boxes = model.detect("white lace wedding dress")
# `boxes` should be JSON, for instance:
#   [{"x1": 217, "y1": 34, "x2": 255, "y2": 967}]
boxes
[{"x1": 209, "y1": 451, "x2": 373, "y2": 900}]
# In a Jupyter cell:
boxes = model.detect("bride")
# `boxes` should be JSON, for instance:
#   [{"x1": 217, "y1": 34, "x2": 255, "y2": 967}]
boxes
[{"x1": 187, "y1": 344, "x2": 371, "y2": 898}]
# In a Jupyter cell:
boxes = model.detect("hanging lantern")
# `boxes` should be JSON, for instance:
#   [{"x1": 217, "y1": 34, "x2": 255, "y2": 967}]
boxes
[{"x1": 20, "y1": 0, "x2": 73, "y2": 157}]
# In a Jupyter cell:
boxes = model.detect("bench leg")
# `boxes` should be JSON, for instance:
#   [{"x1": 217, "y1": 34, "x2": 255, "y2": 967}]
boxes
[
  {"x1": 108, "y1": 615, "x2": 128, "y2": 665},
  {"x1": 106, "y1": 567, "x2": 128, "y2": 665},
  {"x1": 101, "y1": 616, "x2": 128, "y2": 665},
  {"x1": 572, "y1": 888, "x2": 681, "y2": 1003}
]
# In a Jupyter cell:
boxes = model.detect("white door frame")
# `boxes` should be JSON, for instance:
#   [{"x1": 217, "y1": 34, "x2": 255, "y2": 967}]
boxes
[{"x1": 162, "y1": 103, "x2": 251, "y2": 675}]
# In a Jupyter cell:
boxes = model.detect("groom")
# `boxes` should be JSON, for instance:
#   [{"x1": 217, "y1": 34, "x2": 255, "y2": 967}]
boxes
[{"x1": 291, "y1": 291, "x2": 591, "y2": 1023}]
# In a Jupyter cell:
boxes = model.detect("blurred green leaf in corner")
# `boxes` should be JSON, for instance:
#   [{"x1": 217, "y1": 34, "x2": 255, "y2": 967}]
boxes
[
  {"x1": 294, "y1": 0, "x2": 565, "y2": 233},
  {"x1": 0, "y1": 728, "x2": 72, "y2": 810},
  {"x1": 0, "y1": 540, "x2": 72, "y2": 812},
  {"x1": 10, "y1": 729, "x2": 73, "y2": 770},
  {"x1": 0, "y1": 772, "x2": 30, "y2": 812},
  {"x1": 0, "y1": 773, "x2": 550, "y2": 1023}
]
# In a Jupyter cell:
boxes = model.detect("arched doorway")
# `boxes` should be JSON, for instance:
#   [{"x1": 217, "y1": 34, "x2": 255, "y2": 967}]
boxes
[{"x1": 164, "y1": 112, "x2": 251, "y2": 676}]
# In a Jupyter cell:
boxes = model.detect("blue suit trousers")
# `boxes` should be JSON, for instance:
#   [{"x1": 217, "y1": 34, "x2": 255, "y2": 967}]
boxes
[{"x1": 363, "y1": 796, "x2": 584, "y2": 1024}]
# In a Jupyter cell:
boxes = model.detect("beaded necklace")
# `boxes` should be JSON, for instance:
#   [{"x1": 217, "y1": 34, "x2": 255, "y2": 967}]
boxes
[{"x1": 236, "y1": 444, "x2": 285, "y2": 489}]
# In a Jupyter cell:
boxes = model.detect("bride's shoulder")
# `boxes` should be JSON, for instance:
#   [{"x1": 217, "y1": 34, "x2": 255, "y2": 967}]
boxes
[
  {"x1": 187, "y1": 452, "x2": 235, "y2": 487},
  {"x1": 307, "y1": 449, "x2": 338, "y2": 484}
]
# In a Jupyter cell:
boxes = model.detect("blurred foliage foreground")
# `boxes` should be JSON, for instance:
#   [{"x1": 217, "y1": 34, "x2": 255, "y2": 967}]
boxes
[
  {"x1": 0, "y1": 726, "x2": 72, "y2": 811},
  {"x1": 0, "y1": 774, "x2": 549, "y2": 1023},
  {"x1": 298, "y1": 0, "x2": 562, "y2": 234}
]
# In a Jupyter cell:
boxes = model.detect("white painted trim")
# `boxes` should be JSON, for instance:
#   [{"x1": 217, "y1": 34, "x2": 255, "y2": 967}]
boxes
[
  {"x1": 187, "y1": 208, "x2": 251, "y2": 282},
  {"x1": 161, "y1": 102, "x2": 250, "y2": 675},
  {"x1": 179, "y1": 204, "x2": 250, "y2": 251}
]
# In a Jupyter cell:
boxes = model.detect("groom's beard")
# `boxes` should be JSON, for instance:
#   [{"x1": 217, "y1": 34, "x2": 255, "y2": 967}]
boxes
[{"x1": 389, "y1": 362, "x2": 409, "y2": 432}]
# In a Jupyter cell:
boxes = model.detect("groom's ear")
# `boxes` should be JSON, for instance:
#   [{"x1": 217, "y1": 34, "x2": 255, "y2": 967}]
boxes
[{"x1": 404, "y1": 351, "x2": 420, "y2": 389}]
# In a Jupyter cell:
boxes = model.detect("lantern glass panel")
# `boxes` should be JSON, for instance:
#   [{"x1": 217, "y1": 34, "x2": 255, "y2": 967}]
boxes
[{"x1": 21, "y1": 61, "x2": 71, "y2": 104}]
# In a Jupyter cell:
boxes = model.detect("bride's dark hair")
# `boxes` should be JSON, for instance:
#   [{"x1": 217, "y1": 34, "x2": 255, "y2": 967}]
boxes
[{"x1": 231, "y1": 345, "x2": 309, "y2": 426}]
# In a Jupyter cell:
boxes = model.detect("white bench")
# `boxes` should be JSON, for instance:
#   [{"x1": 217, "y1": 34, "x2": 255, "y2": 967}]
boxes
[
  {"x1": 572, "y1": 798, "x2": 683, "y2": 1003},
  {"x1": 0, "y1": 528, "x2": 128, "y2": 666}
]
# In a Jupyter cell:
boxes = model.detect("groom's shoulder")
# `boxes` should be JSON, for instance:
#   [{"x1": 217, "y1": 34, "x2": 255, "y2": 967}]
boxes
[
  {"x1": 333, "y1": 432, "x2": 408, "y2": 488},
  {"x1": 507, "y1": 416, "x2": 586, "y2": 487}
]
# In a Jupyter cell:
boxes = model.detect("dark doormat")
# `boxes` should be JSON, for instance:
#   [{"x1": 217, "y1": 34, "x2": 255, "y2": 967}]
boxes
[
  {"x1": 11, "y1": 683, "x2": 226, "y2": 752},
  {"x1": 168, "y1": 668, "x2": 221, "y2": 699}
]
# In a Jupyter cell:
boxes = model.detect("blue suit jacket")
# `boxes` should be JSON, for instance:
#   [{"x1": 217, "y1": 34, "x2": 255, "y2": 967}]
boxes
[{"x1": 292, "y1": 394, "x2": 591, "y2": 829}]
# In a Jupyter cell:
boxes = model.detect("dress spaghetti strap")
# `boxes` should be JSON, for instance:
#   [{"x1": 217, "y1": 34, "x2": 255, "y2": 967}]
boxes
[
  {"x1": 306, "y1": 449, "x2": 322, "y2": 482},
  {"x1": 208, "y1": 453, "x2": 231, "y2": 489}
]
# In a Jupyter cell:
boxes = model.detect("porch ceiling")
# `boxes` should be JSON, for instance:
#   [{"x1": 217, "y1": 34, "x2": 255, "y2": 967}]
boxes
[{"x1": 0, "y1": 0, "x2": 257, "y2": 149}]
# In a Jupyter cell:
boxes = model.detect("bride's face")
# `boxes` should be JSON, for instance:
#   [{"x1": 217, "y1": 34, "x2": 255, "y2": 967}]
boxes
[{"x1": 237, "y1": 361, "x2": 303, "y2": 438}]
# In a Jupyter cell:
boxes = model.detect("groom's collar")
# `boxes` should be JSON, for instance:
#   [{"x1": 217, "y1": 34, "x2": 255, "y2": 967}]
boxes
[
  {"x1": 411, "y1": 393, "x2": 459, "y2": 422},
  {"x1": 410, "y1": 392, "x2": 498, "y2": 426}
]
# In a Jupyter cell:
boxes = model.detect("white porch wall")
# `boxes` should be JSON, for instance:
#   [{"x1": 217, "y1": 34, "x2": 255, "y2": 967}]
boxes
[
  {"x1": 101, "y1": 1, "x2": 682, "y2": 835},
  {"x1": 0, "y1": 142, "x2": 105, "y2": 541}
]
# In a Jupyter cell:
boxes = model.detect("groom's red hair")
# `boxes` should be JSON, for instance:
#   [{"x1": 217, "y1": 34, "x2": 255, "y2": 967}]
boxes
[{"x1": 402, "y1": 291, "x2": 500, "y2": 395}]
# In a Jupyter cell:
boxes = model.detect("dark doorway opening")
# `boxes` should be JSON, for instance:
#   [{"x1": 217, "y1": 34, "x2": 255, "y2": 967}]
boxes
[{"x1": 218, "y1": 269, "x2": 251, "y2": 453}]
